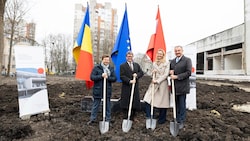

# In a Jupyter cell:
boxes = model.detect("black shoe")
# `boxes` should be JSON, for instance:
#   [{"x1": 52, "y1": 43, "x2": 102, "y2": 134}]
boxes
[
  {"x1": 87, "y1": 120, "x2": 95, "y2": 125},
  {"x1": 178, "y1": 122, "x2": 184, "y2": 129},
  {"x1": 158, "y1": 119, "x2": 166, "y2": 124},
  {"x1": 110, "y1": 119, "x2": 115, "y2": 124}
]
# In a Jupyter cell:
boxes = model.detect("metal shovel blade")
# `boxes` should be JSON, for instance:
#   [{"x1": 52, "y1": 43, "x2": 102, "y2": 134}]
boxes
[
  {"x1": 146, "y1": 118, "x2": 157, "y2": 130},
  {"x1": 170, "y1": 121, "x2": 179, "y2": 137},
  {"x1": 99, "y1": 121, "x2": 109, "y2": 134},
  {"x1": 122, "y1": 119, "x2": 132, "y2": 132}
]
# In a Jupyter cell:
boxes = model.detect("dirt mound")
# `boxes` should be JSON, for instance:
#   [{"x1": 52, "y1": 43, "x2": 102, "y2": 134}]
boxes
[{"x1": 0, "y1": 76, "x2": 249, "y2": 140}]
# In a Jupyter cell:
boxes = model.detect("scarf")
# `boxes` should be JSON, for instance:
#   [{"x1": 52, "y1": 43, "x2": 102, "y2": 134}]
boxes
[{"x1": 101, "y1": 62, "x2": 110, "y2": 76}]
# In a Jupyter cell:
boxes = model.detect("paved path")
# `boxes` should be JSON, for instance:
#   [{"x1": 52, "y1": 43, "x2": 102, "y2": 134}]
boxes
[
  {"x1": 197, "y1": 74, "x2": 250, "y2": 82},
  {"x1": 197, "y1": 75, "x2": 250, "y2": 92}
]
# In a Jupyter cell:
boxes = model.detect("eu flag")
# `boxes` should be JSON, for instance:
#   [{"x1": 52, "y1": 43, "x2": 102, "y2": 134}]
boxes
[{"x1": 111, "y1": 4, "x2": 131, "y2": 82}]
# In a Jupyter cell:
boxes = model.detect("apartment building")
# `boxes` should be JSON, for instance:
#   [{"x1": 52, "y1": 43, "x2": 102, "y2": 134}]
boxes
[{"x1": 2, "y1": 19, "x2": 37, "y2": 74}]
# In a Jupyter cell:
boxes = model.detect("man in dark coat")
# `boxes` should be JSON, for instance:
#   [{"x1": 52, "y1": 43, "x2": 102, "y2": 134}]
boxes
[
  {"x1": 87, "y1": 55, "x2": 117, "y2": 125},
  {"x1": 170, "y1": 45, "x2": 192, "y2": 129},
  {"x1": 120, "y1": 51, "x2": 144, "y2": 120}
]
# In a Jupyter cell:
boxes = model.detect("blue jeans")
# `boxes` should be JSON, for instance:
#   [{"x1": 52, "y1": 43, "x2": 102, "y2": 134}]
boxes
[
  {"x1": 90, "y1": 98, "x2": 111, "y2": 121},
  {"x1": 176, "y1": 94, "x2": 186, "y2": 123},
  {"x1": 145, "y1": 102, "x2": 152, "y2": 118}
]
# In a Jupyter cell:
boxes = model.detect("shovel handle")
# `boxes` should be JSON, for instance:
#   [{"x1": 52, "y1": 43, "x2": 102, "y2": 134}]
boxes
[
  {"x1": 128, "y1": 75, "x2": 136, "y2": 118},
  {"x1": 151, "y1": 72, "x2": 156, "y2": 117},
  {"x1": 171, "y1": 79, "x2": 177, "y2": 119},
  {"x1": 103, "y1": 77, "x2": 107, "y2": 121}
]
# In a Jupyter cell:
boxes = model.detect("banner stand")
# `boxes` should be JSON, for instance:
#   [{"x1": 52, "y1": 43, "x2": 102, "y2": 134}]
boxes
[
  {"x1": 20, "y1": 110, "x2": 50, "y2": 120},
  {"x1": 15, "y1": 46, "x2": 50, "y2": 120}
]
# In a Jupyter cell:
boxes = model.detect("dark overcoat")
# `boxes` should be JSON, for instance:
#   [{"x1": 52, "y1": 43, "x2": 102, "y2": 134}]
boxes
[
  {"x1": 120, "y1": 62, "x2": 144, "y2": 110},
  {"x1": 90, "y1": 64, "x2": 117, "y2": 99},
  {"x1": 170, "y1": 55, "x2": 192, "y2": 95}
]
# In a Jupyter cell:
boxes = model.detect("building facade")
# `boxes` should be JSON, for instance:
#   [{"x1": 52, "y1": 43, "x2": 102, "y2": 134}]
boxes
[
  {"x1": 2, "y1": 19, "x2": 37, "y2": 75},
  {"x1": 186, "y1": 22, "x2": 250, "y2": 76}
]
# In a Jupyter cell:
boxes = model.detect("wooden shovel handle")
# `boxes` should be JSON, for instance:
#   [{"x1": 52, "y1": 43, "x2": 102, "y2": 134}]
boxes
[
  {"x1": 151, "y1": 72, "x2": 156, "y2": 117},
  {"x1": 171, "y1": 79, "x2": 177, "y2": 119},
  {"x1": 128, "y1": 75, "x2": 136, "y2": 118},
  {"x1": 103, "y1": 77, "x2": 107, "y2": 120}
]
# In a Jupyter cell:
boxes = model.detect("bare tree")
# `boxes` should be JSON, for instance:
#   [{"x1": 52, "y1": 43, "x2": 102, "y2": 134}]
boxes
[
  {"x1": 42, "y1": 34, "x2": 71, "y2": 74},
  {"x1": 98, "y1": 29, "x2": 114, "y2": 64},
  {"x1": 102, "y1": 30, "x2": 113, "y2": 55},
  {"x1": 4, "y1": 0, "x2": 29, "y2": 76},
  {"x1": 134, "y1": 53, "x2": 153, "y2": 75},
  {"x1": 41, "y1": 35, "x2": 54, "y2": 74},
  {"x1": 0, "y1": 0, "x2": 7, "y2": 76}
]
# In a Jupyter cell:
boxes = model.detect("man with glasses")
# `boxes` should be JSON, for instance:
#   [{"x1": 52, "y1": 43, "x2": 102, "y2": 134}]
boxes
[{"x1": 119, "y1": 51, "x2": 144, "y2": 121}]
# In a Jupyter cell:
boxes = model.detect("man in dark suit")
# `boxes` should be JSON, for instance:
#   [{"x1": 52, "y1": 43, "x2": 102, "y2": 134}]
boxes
[
  {"x1": 120, "y1": 51, "x2": 144, "y2": 120},
  {"x1": 170, "y1": 45, "x2": 192, "y2": 129}
]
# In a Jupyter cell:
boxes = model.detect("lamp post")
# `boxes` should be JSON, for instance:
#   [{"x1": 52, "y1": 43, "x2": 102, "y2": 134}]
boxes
[
  {"x1": 50, "y1": 42, "x2": 54, "y2": 74},
  {"x1": 44, "y1": 44, "x2": 48, "y2": 74}
]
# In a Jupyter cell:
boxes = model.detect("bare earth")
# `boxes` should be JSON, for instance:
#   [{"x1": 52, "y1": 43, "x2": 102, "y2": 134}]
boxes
[{"x1": 0, "y1": 75, "x2": 250, "y2": 141}]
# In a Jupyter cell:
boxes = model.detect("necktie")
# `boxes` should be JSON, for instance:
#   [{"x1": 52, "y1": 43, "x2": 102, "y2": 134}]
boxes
[
  {"x1": 176, "y1": 57, "x2": 180, "y2": 63},
  {"x1": 129, "y1": 62, "x2": 133, "y2": 71}
]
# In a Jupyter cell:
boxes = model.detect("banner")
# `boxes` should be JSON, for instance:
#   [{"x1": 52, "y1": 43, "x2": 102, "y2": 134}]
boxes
[
  {"x1": 185, "y1": 45, "x2": 197, "y2": 110},
  {"x1": 14, "y1": 46, "x2": 50, "y2": 119}
]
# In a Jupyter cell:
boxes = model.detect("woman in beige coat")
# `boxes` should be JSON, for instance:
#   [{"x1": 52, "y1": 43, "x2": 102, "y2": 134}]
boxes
[{"x1": 143, "y1": 49, "x2": 170, "y2": 124}]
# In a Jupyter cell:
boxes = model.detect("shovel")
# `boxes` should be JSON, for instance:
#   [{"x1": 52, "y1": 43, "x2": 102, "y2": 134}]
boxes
[
  {"x1": 146, "y1": 72, "x2": 157, "y2": 130},
  {"x1": 170, "y1": 79, "x2": 179, "y2": 137},
  {"x1": 99, "y1": 77, "x2": 109, "y2": 134},
  {"x1": 122, "y1": 75, "x2": 136, "y2": 132}
]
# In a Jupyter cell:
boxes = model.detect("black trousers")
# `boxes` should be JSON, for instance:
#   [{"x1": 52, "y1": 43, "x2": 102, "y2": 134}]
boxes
[{"x1": 122, "y1": 108, "x2": 136, "y2": 120}]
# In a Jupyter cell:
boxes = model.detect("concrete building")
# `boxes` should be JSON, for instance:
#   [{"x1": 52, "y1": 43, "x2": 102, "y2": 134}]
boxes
[
  {"x1": 244, "y1": 0, "x2": 250, "y2": 75},
  {"x1": 187, "y1": 24, "x2": 245, "y2": 75},
  {"x1": 4, "y1": 19, "x2": 36, "y2": 42},
  {"x1": 73, "y1": 0, "x2": 118, "y2": 64},
  {"x1": 185, "y1": 0, "x2": 250, "y2": 76}
]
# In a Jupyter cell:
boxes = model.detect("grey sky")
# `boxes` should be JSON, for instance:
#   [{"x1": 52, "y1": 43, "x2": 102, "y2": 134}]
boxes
[{"x1": 26, "y1": 0, "x2": 244, "y2": 54}]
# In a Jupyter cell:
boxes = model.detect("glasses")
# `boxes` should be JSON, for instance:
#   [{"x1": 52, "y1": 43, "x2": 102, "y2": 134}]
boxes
[{"x1": 126, "y1": 55, "x2": 133, "y2": 57}]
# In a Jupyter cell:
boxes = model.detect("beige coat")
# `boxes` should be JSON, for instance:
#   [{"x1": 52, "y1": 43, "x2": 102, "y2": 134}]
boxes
[{"x1": 143, "y1": 61, "x2": 170, "y2": 108}]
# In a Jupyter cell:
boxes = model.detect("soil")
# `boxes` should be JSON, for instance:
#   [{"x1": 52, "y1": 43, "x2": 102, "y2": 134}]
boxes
[{"x1": 0, "y1": 75, "x2": 250, "y2": 141}]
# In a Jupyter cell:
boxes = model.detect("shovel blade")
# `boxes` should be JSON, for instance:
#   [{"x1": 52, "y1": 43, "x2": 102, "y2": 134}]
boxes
[
  {"x1": 146, "y1": 118, "x2": 157, "y2": 130},
  {"x1": 170, "y1": 121, "x2": 179, "y2": 137},
  {"x1": 99, "y1": 121, "x2": 109, "y2": 134},
  {"x1": 122, "y1": 119, "x2": 132, "y2": 132}
]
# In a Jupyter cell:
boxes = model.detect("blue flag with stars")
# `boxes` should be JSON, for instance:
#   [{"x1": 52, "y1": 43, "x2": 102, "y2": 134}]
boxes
[{"x1": 111, "y1": 4, "x2": 131, "y2": 82}]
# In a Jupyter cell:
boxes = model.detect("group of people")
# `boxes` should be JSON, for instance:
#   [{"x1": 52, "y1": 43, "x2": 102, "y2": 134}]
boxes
[{"x1": 87, "y1": 45, "x2": 192, "y2": 131}]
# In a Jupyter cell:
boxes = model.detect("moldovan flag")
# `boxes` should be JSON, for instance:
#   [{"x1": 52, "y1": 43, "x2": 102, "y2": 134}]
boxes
[
  {"x1": 73, "y1": 4, "x2": 94, "y2": 89},
  {"x1": 111, "y1": 4, "x2": 131, "y2": 82},
  {"x1": 146, "y1": 6, "x2": 166, "y2": 62}
]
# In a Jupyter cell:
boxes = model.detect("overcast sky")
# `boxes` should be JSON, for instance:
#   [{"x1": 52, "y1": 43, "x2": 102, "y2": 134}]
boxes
[{"x1": 25, "y1": 0, "x2": 244, "y2": 54}]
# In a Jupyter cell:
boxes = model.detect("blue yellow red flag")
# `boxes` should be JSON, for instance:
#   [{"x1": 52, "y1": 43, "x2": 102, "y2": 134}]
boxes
[{"x1": 73, "y1": 3, "x2": 94, "y2": 89}]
